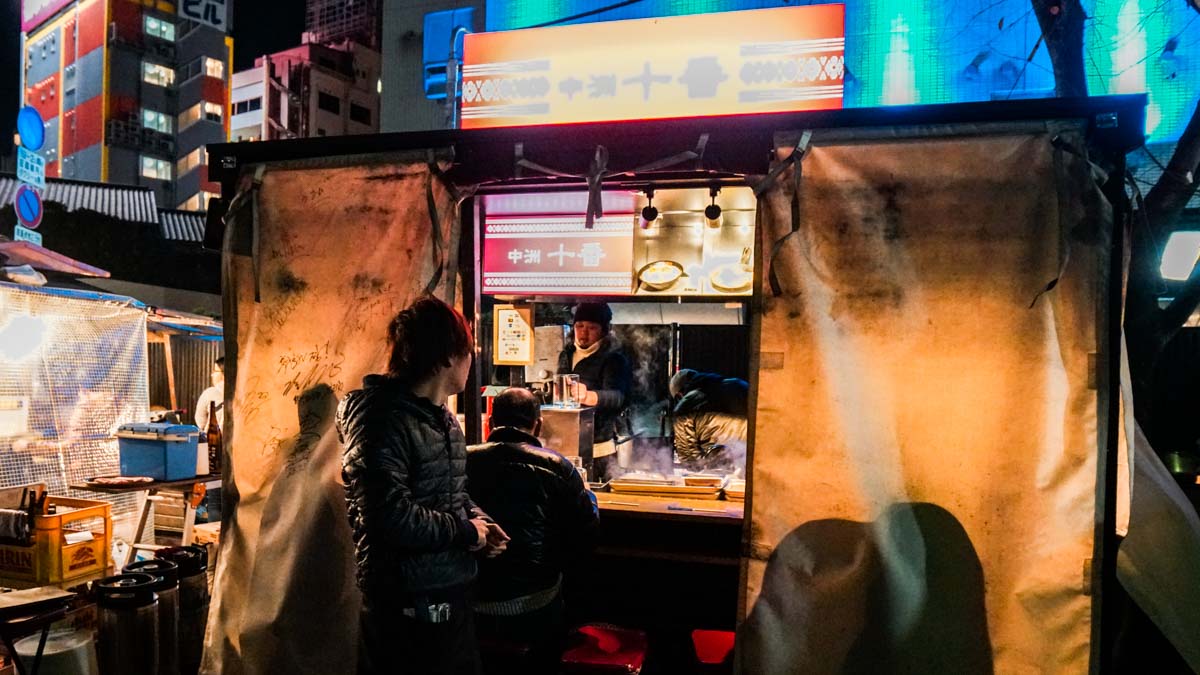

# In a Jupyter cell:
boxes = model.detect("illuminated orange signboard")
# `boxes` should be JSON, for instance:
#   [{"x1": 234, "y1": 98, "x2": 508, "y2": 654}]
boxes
[{"x1": 461, "y1": 4, "x2": 845, "y2": 129}]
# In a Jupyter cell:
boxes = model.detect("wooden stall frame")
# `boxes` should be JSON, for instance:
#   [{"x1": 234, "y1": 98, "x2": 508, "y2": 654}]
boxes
[{"x1": 207, "y1": 95, "x2": 1148, "y2": 671}]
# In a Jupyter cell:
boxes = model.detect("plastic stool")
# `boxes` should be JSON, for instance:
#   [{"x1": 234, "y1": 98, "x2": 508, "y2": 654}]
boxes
[
  {"x1": 561, "y1": 624, "x2": 647, "y2": 674},
  {"x1": 692, "y1": 629, "x2": 735, "y2": 673},
  {"x1": 479, "y1": 636, "x2": 534, "y2": 674}
]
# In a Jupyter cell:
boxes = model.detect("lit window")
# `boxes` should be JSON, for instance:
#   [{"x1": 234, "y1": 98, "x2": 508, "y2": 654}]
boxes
[
  {"x1": 205, "y1": 57, "x2": 224, "y2": 80},
  {"x1": 142, "y1": 108, "x2": 172, "y2": 133},
  {"x1": 180, "y1": 193, "x2": 201, "y2": 211},
  {"x1": 141, "y1": 155, "x2": 172, "y2": 180},
  {"x1": 144, "y1": 15, "x2": 175, "y2": 41},
  {"x1": 178, "y1": 103, "x2": 199, "y2": 131},
  {"x1": 1161, "y1": 231, "x2": 1200, "y2": 280},
  {"x1": 203, "y1": 101, "x2": 223, "y2": 123},
  {"x1": 142, "y1": 61, "x2": 175, "y2": 87},
  {"x1": 177, "y1": 147, "x2": 206, "y2": 176}
]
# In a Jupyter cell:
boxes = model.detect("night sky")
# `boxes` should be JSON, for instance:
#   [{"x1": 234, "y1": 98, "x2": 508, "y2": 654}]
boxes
[
  {"x1": 1, "y1": 0, "x2": 308, "y2": 150},
  {"x1": 232, "y1": 0, "x2": 307, "y2": 70},
  {"x1": 2, "y1": 1, "x2": 20, "y2": 149}
]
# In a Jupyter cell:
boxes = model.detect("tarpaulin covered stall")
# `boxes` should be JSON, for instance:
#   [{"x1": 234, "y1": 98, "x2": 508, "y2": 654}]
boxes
[
  {"x1": 740, "y1": 123, "x2": 1114, "y2": 673},
  {"x1": 0, "y1": 283, "x2": 148, "y2": 541},
  {"x1": 203, "y1": 154, "x2": 462, "y2": 673},
  {"x1": 202, "y1": 96, "x2": 1195, "y2": 674}
]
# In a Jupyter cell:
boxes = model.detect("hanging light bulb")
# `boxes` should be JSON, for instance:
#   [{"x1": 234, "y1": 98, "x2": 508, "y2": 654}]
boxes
[
  {"x1": 641, "y1": 188, "x2": 658, "y2": 228},
  {"x1": 704, "y1": 186, "x2": 722, "y2": 228}
]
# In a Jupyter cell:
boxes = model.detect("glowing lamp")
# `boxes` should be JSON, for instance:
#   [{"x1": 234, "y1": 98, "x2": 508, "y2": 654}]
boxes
[{"x1": 1161, "y1": 231, "x2": 1200, "y2": 280}]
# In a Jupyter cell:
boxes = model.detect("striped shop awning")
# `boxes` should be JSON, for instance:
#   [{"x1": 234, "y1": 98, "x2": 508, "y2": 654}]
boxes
[
  {"x1": 0, "y1": 173, "x2": 159, "y2": 225},
  {"x1": 158, "y1": 209, "x2": 207, "y2": 243}
]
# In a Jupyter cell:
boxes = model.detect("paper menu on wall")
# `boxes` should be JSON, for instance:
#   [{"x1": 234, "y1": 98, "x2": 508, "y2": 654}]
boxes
[{"x1": 494, "y1": 305, "x2": 534, "y2": 366}]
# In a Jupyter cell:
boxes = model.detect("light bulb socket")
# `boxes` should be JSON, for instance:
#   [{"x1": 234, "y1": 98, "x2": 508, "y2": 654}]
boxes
[
  {"x1": 704, "y1": 204, "x2": 722, "y2": 222},
  {"x1": 641, "y1": 205, "x2": 659, "y2": 223}
]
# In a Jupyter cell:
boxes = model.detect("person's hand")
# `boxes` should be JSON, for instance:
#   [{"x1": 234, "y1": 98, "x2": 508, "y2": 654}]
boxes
[
  {"x1": 483, "y1": 522, "x2": 510, "y2": 558},
  {"x1": 468, "y1": 518, "x2": 490, "y2": 552},
  {"x1": 574, "y1": 382, "x2": 599, "y2": 407}
]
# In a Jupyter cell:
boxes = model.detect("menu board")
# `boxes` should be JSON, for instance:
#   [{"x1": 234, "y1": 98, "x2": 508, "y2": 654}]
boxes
[
  {"x1": 481, "y1": 189, "x2": 756, "y2": 297},
  {"x1": 461, "y1": 4, "x2": 845, "y2": 129},
  {"x1": 482, "y1": 216, "x2": 635, "y2": 296},
  {"x1": 493, "y1": 304, "x2": 534, "y2": 365}
]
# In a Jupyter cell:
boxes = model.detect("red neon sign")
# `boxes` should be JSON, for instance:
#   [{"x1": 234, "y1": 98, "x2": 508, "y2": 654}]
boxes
[{"x1": 483, "y1": 216, "x2": 635, "y2": 296}]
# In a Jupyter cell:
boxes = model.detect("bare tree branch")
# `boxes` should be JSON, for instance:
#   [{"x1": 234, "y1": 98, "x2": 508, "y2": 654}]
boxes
[
  {"x1": 1144, "y1": 100, "x2": 1200, "y2": 237},
  {"x1": 1139, "y1": 100, "x2": 1200, "y2": 342},
  {"x1": 1031, "y1": 0, "x2": 1088, "y2": 97}
]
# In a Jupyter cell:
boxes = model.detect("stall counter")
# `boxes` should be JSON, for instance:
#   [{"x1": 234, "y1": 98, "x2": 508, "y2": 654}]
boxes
[{"x1": 595, "y1": 492, "x2": 743, "y2": 523}]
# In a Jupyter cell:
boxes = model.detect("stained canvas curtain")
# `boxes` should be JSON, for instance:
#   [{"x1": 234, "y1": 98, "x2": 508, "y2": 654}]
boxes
[
  {"x1": 204, "y1": 154, "x2": 461, "y2": 674},
  {"x1": 737, "y1": 125, "x2": 1114, "y2": 674}
]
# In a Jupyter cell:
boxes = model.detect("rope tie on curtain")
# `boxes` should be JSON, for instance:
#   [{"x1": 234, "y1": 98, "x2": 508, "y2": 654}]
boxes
[
  {"x1": 1030, "y1": 134, "x2": 1099, "y2": 308},
  {"x1": 754, "y1": 131, "x2": 811, "y2": 297},
  {"x1": 222, "y1": 165, "x2": 267, "y2": 302},
  {"x1": 513, "y1": 134, "x2": 711, "y2": 228}
]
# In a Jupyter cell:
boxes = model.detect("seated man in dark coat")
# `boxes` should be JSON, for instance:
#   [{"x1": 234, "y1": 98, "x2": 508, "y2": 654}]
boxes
[
  {"x1": 467, "y1": 388, "x2": 600, "y2": 672},
  {"x1": 669, "y1": 369, "x2": 750, "y2": 472}
]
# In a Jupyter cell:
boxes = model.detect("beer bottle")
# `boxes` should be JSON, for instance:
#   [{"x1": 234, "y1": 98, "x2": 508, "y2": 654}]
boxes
[{"x1": 207, "y1": 401, "x2": 222, "y2": 474}]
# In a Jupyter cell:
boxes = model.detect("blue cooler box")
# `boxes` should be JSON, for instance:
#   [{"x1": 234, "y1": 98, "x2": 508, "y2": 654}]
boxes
[{"x1": 116, "y1": 423, "x2": 200, "y2": 481}]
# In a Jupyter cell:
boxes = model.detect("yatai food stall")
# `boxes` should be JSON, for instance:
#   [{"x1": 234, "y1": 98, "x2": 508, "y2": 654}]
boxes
[{"x1": 199, "y1": 5, "x2": 1149, "y2": 673}]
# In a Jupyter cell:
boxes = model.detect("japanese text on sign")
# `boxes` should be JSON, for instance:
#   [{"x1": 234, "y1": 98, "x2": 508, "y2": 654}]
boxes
[
  {"x1": 461, "y1": 4, "x2": 844, "y2": 129},
  {"x1": 483, "y1": 216, "x2": 635, "y2": 296},
  {"x1": 17, "y1": 147, "x2": 46, "y2": 191},
  {"x1": 178, "y1": 0, "x2": 228, "y2": 31},
  {"x1": 494, "y1": 306, "x2": 534, "y2": 366}
]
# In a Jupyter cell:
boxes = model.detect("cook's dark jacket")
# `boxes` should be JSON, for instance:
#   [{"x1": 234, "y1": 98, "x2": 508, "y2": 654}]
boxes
[
  {"x1": 557, "y1": 335, "x2": 632, "y2": 443},
  {"x1": 338, "y1": 374, "x2": 485, "y2": 603},
  {"x1": 467, "y1": 427, "x2": 599, "y2": 601}
]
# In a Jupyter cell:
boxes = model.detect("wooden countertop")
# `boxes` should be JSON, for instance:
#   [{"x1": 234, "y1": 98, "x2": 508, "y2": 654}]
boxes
[{"x1": 595, "y1": 492, "x2": 744, "y2": 522}]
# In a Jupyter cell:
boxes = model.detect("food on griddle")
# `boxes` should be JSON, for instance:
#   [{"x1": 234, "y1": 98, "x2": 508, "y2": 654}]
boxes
[
  {"x1": 639, "y1": 260, "x2": 684, "y2": 290},
  {"x1": 709, "y1": 264, "x2": 752, "y2": 292}
]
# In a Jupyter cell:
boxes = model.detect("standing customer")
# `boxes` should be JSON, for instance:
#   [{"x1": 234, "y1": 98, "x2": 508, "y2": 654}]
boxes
[
  {"x1": 556, "y1": 303, "x2": 632, "y2": 482},
  {"x1": 338, "y1": 296, "x2": 508, "y2": 675},
  {"x1": 194, "y1": 357, "x2": 224, "y2": 431}
]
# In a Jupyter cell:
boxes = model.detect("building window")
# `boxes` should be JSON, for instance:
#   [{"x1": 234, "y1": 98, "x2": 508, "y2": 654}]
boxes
[
  {"x1": 178, "y1": 103, "x2": 200, "y2": 131},
  {"x1": 142, "y1": 61, "x2": 175, "y2": 87},
  {"x1": 204, "y1": 57, "x2": 225, "y2": 80},
  {"x1": 349, "y1": 103, "x2": 371, "y2": 125},
  {"x1": 179, "y1": 102, "x2": 222, "y2": 130},
  {"x1": 144, "y1": 15, "x2": 175, "y2": 41},
  {"x1": 142, "y1": 108, "x2": 172, "y2": 133},
  {"x1": 179, "y1": 190, "x2": 220, "y2": 212},
  {"x1": 177, "y1": 146, "x2": 206, "y2": 176},
  {"x1": 317, "y1": 92, "x2": 340, "y2": 114},
  {"x1": 141, "y1": 155, "x2": 172, "y2": 180},
  {"x1": 232, "y1": 97, "x2": 262, "y2": 115}
]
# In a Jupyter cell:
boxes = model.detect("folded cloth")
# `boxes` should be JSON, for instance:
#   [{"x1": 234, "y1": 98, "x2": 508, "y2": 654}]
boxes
[
  {"x1": 0, "y1": 508, "x2": 31, "y2": 542},
  {"x1": 2, "y1": 265, "x2": 47, "y2": 287}
]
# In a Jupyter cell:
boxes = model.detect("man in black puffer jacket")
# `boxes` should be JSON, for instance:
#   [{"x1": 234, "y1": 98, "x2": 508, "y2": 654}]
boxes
[
  {"x1": 467, "y1": 388, "x2": 598, "y2": 672},
  {"x1": 339, "y1": 297, "x2": 508, "y2": 675}
]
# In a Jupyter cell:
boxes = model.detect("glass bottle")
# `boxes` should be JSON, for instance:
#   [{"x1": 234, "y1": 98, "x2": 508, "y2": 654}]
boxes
[{"x1": 206, "y1": 401, "x2": 222, "y2": 474}]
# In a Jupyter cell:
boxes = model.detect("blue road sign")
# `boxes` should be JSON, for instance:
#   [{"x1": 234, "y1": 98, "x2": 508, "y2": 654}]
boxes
[
  {"x1": 17, "y1": 147, "x2": 46, "y2": 191},
  {"x1": 16, "y1": 106, "x2": 45, "y2": 152},
  {"x1": 14, "y1": 226, "x2": 43, "y2": 246},
  {"x1": 14, "y1": 185, "x2": 43, "y2": 230}
]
